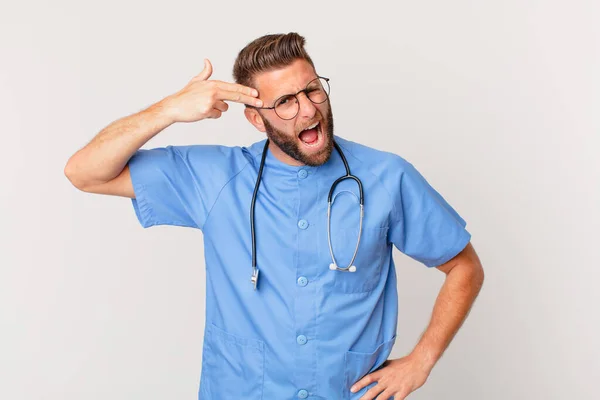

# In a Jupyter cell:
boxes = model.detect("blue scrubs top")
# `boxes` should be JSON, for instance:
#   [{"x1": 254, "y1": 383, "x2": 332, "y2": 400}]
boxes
[{"x1": 128, "y1": 135, "x2": 471, "y2": 400}]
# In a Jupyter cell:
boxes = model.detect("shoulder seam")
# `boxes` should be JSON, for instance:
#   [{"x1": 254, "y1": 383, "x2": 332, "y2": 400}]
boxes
[{"x1": 202, "y1": 156, "x2": 252, "y2": 231}]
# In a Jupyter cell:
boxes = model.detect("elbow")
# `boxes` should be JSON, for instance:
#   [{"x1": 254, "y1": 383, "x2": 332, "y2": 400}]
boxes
[
  {"x1": 64, "y1": 158, "x2": 74, "y2": 180},
  {"x1": 464, "y1": 256, "x2": 485, "y2": 295},
  {"x1": 473, "y1": 262, "x2": 485, "y2": 290},
  {"x1": 460, "y1": 242, "x2": 484, "y2": 289},
  {"x1": 64, "y1": 158, "x2": 76, "y2": 185},
  {"x1": 64, "y1": 157, "x2": 87, "y2": 191}
]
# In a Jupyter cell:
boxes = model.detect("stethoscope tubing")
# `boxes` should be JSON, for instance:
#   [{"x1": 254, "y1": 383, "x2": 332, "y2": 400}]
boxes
[
  {"x1": 251, "y1": 139, "x2": 364, "y2": 290},
  {"x1": 327, "y1": 141, "x2": 364, "y2": 272}
]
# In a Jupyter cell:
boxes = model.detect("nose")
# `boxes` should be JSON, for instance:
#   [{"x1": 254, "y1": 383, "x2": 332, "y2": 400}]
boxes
[{"x1": 297, "y1": 91, "x2": 317, "y2": 119}]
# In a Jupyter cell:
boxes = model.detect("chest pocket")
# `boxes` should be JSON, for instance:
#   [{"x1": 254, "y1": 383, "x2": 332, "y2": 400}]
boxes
[{"x1": 325, "y1": 226, "x2": 389, "y2": 293}]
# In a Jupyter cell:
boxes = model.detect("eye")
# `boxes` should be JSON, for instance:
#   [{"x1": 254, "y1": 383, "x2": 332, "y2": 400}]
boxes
[{"x1": 276, "y1": 95, "x2": 296, "y2": 107}]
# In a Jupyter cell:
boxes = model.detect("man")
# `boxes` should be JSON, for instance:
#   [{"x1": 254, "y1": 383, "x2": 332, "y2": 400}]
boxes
[{"x1": 65, "y1": 32, "x2": 484, "y2": 400}]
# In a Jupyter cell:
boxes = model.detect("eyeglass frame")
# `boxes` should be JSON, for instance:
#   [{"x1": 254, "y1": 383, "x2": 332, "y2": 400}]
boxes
[{"x1": 248, "y1": 76, "x2": 330, "y2": 120}]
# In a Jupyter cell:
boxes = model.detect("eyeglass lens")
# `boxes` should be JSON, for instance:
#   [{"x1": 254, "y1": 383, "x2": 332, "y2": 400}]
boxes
[{"x1": 274, "y1": 77, "x2": 329, "y2": 119}]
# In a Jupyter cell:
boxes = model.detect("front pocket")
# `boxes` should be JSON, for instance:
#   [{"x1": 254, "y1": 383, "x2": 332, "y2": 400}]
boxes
[
  {"x1": 328, "y1": 227, "x2": 389, "y2": 293},
  {"x1": 200, "y1": 323, "x2": 265, "y2": 399},
  {"x1": 343, "y1": 335, "x2": 397, "y2": 399}
]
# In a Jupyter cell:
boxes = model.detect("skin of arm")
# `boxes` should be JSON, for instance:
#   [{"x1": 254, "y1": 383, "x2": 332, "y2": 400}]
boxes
[
  {"x1": 64, "y1": 59, "x2": 261, "y2": 198},
  {"x1": 413, "y1": 241, "x2": 484, "y2": 369},
  {"x1": 351, "y1": 241, "x2": 484, "y2": 400},
  {"x1": 64, "y1": 100, "x2": 174, "y2": 197}
]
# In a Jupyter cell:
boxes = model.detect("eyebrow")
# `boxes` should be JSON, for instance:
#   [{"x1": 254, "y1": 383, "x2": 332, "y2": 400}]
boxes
[{"x1": 273, "y1": 76, "x2": 319, "y2": 100}]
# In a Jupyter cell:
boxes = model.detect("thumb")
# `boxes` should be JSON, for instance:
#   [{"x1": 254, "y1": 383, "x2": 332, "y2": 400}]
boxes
[{"x1": 195, "y1": 58, "x2": 213, "y2": 81}]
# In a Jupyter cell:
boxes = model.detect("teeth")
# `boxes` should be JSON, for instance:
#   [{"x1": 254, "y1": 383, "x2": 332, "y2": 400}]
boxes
[{"x1": 302, "y1": 122, "x2": 319, "y2": 131}]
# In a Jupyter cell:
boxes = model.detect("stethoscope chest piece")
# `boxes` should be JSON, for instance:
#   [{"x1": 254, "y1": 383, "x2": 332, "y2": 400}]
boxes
[{"x1": 329, "y1": 263, "x2": 357, "y2": 272}]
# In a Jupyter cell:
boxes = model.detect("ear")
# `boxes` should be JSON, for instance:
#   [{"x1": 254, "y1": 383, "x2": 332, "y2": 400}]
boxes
[{"x1": 244, "y1": 107, "x2": 266, "y2": 133}]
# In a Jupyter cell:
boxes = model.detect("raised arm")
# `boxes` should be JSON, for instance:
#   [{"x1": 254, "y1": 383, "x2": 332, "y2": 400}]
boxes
[{"x1": 64, "y1": 58, "x2": 262, "y2": 198}]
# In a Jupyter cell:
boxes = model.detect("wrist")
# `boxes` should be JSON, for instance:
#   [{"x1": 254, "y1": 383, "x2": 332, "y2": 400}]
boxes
[
  {"x1": 153, "y1": 96, "x2": 178, "y2": 125},
  {"x1": 409, "y1": 346, "x2": 440, "y2": 374}
]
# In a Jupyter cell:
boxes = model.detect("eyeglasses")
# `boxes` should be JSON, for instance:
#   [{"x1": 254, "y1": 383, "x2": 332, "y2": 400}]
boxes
[{"x1": 251, "y1": 76, "x2": 330, "y2": 120}]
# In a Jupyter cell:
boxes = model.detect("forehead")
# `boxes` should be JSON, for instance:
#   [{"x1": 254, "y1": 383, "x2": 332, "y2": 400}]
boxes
[{"x1": 254, "y1": 59, "x2": 317, "y2": 100}]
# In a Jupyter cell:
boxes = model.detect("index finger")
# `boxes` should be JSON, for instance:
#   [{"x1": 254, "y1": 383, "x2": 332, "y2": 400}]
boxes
[
  {"x1": 216, "y1": 87, "x2": 263, "y2": 107},
  {"x1": 215, "y1": 81, "x2": 259, "y2": 98}
]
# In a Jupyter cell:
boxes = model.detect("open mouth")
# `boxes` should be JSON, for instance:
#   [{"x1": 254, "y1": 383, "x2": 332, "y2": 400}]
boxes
[{"x1": 298, "y1": 121, "x2": 323, "y2": 148}]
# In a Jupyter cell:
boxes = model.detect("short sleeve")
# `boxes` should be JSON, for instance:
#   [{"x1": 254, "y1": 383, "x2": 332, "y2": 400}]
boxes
[
  {"x1": 128, "y1": 144, "x2": 243, "y2": 230},
  {"x1": 388, "y1": 158, "x2": 471, "y2": 268}
]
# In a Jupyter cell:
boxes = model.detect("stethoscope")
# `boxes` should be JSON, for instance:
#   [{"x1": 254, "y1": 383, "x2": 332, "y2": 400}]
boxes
[{"x1": 250, "y1": 139, "x2": 364, "y2": 290}]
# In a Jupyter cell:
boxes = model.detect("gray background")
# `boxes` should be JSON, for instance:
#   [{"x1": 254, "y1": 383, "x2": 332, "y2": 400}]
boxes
[{"x1": 1, "y1": 0, "x2": 598, "y2": 399}]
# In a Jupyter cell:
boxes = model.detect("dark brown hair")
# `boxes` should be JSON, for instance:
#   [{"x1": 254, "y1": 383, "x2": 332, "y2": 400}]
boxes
[{"x1": 232, "y1": 32, "x2": 316, "y2": 93}]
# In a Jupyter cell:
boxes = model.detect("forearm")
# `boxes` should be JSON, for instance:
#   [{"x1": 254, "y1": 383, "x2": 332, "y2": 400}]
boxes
[
  {"x1": 410, "y1": 261, "x2": 484, "y2": 371},
  {"x1": 65, "y1": 98, "x2": 174, "y2": 188}
]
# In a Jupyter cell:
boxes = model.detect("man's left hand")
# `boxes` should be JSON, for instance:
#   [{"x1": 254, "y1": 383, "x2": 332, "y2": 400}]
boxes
[{"x1": 350, "y1": 355, "x2": 431, "y2": 400}]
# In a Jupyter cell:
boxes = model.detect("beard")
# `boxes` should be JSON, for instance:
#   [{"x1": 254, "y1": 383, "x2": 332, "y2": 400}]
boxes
[{"x1": 261, "y1": 102, "x2": 335, "y2": 167}]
